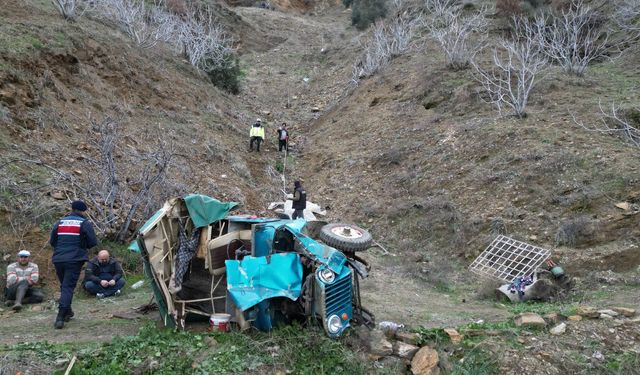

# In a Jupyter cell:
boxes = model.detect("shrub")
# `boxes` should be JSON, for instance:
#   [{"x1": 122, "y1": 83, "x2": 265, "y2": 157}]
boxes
[
  {"x1": 351, "y1": 0, "x2": 388, "y2": 30},
  {"x1": 428, "y1": 6, "x2": 488, "y2": 70},
  {"x1": 204, "y1": 55, "x2": 242, "y2": 94},
  {"x1": 555, "y1": 216, "x2": 595, "y2": 247}
]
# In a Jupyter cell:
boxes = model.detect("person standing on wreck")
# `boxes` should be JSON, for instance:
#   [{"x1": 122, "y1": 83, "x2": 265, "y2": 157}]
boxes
[
  {"x1": 291, "y1": 180, "x2": 307, "y2": 220},
  {"x1": 49, "y1": 200, "x2": 97, "y2": 329}
]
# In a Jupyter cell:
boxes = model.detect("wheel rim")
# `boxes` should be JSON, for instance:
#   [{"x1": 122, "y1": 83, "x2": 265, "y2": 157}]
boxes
[{"x1": 330, "y1": 225, "x2": 364, "y2": 239}]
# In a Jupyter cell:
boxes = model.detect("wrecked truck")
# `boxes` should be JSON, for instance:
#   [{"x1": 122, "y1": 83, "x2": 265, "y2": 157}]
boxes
[{"x1": 134, "y1": 194, "x2": 374, "y2": 337}]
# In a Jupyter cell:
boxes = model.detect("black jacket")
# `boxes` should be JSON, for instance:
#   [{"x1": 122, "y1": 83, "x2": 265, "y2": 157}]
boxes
[
  {"x1": 292, "y1": 186, "x2": 307, "y2": 210},
  {"x1": 84, "y1": 256, "x2": 124, "y2": 284}
]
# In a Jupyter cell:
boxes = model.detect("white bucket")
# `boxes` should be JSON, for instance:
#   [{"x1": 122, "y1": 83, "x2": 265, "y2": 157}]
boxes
[{"x1": 209, "y1": 313, "x2": 231, "y2": 332}]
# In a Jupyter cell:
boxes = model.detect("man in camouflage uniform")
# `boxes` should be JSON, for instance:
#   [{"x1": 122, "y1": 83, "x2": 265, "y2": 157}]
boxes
[{"x1": 5, "y1": 250, "x2": 44, "y2": 311}]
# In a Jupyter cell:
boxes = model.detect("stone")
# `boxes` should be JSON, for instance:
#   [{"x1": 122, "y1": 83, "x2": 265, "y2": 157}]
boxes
[
  {"x1": 30, "y1": 305, "x2": 45, "y2": 312},
  {"x1": 411, "y1": 346, "x2": 440, "y2": 375},
  {"x1": 311, "y1": 107, "x2": 320, "y2": 112},
  {"x1": 612, "y1": 307, "x2": 636, "y2": 317},
  {"x1": 550, "y1": 323, "x2": 566, "y2": 335},
  {"x1": 543, "y1": 313, "x2": 562, "y2": 324},
  {"x1": 567, "y1": 315, "x2": 582, "y2": 322},
  {"x1": 443, "y1": 328, "x2": 462, "y2": 344},
  {"x1": 597, "y1": 309, "x2": 619, "y2": 317},
  {"x1": 514, "y1": 313, "x2": 546, "y2": 327},
  {"x1": 576, "y1": 306, "x2": 600, "y2": 319},
  {"x1": 395, "y1": 331, "x2": 419, "y2": 345},
  {"x1": 393, "y1": 341, "x2": 420, "y2": 359},
  {"x1": 50, "y1": 191, "x2": 65, "y2": 200},
  {"x1": 369, "y1": 329, "x2": 393, "y2": 356},
  {"x1": 600, "y1": 313, "x2": 614, "y2": 320}
]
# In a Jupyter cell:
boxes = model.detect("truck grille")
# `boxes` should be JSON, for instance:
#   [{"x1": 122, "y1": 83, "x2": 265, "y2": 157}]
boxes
[{"x1": 324, "y1": 272, "x2": 352, "y2": 317}]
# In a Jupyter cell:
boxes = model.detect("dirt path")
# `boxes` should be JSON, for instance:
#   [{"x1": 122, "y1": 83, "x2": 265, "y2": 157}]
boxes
[{"x1": 0, "y1": 284, "x2": 157, "y2": 346}]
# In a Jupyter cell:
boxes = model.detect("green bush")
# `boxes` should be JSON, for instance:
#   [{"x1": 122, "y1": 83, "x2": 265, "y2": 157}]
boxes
[
  {"x1": 351, "y1": 0, "x2": 387, "y2": 30},
  {"x1": 205, "y1": 55, "x2": 242, "y2": 95}
]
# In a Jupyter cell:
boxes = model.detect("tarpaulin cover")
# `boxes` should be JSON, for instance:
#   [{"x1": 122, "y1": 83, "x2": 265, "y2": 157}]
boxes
[
  {"x1": 184, "y1": 194, "x2": 238, "y2": 228},
  {"x1": 225, "y1": 253, "x2": 303, "y2": 311}
]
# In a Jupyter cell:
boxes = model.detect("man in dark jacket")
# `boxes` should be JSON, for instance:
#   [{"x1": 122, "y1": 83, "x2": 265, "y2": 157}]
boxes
[
  {"x1": 276, "y1": 123, "x2": 289, "y2": 152},
  {"x1": 83, "y1": 250, "x2": 125, "y2": 298},
  {"x1": 291, "y1": 180, "x2": 306, "y2": 220},
  {"x1": 49, "y1": 200, "x2": 97, "y2": 329}
]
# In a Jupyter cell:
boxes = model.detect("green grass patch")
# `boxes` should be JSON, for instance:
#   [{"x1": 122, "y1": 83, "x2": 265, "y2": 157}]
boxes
[
  {"x1": 6, "y1": 323, "x2": 366, "y2": 374},
  {"x1": 451, "y1": 346, "x2": 500, "y2": 375},
  {"x1": 100, "y1": 240, "x2": 142, "y2": 274},
  {"x1": 414, "y1": 327, "x2": 450, "y2": 346},
  {"x1": 601, "y1": 351, "x2": 640, "y2": 375}
]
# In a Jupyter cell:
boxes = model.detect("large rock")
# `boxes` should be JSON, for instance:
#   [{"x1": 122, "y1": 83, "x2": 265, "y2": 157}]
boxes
[
  {"x1": 411, "y1": 346, "x2": 440, "y2": 375},
  {"x1": 393, "y1": 341, "x2": 420, "y2": 359},
  {"x1": 612, "y1": 307, "x2": 636, "y2": 317},
  {"x1": 514, "y1": 313, "x2": 546, "y2": 328},
  {"x1": 576, "y1": 306, "x2": 600, "y2": 319},
  {"x1": 567, "y1": 315, "x2": 583, "y2": 322},
  {"x1": 369, "y1": 329, "x2": 393, "y2": 356},
  {"x1": 543, "y1": 313, "x2": 562, "y2": 325}
]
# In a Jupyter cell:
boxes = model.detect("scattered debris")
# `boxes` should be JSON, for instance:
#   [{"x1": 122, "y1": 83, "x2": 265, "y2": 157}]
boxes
[{"x1": 379, "y1": 321, "x2": 405, "y2": 333}]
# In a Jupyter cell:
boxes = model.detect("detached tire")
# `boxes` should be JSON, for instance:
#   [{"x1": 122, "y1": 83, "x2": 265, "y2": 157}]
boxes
[{"x1": 319, "y1": 223, "x2": 372, "y2": 252}]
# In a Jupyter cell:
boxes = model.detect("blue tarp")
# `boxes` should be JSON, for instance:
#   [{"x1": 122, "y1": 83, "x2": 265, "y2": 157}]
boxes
[{"x1": 225, "y1": 253, "x2": 303, "y2": 311}]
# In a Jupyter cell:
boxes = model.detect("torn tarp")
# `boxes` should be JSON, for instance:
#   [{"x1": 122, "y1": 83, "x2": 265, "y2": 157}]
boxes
[
  {"x1": 184, "y1": 194, "x2": 238, "y2": 228},
  {"x1": 225, "y1": 253, "x2": 303, "y2": 311}
]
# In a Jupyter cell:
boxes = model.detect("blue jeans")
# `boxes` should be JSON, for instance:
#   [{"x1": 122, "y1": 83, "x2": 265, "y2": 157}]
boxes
[
  {"x1": 54, "y1": 261, "x2": 84, "y2": 310},
  {"x1": 84, "y1": 278, "x2": 126, "y2": 297}
]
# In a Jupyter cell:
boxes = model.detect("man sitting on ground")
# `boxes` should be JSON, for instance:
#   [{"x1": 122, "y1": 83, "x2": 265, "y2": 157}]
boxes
[
  {"x1": 83, "y1": 250, "x2": 125, "y2": 299},
  {"x1": 5, "y1": 250, "x2": 44, "y2": 311}
]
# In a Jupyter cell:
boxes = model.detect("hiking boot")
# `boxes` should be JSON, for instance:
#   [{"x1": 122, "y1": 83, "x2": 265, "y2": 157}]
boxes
[
  {"x1": 11, "y1": 302, "x2": 22, "y2": 311},
  {"x1": 114, "y1": 289, "x2": 121, "y2": 297},
  {"x1": 64, "y1": 309, "x2": 74, "y2": 322},
  {"x1": 54, "y1": 320, "x2": 64, "y2": 329},
  {"x1": 96, "y1": 293, "x2": 105, "y2": 299}
]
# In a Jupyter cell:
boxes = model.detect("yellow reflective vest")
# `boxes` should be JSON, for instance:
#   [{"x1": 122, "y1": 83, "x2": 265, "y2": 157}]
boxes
[{"x1": 250, "y1": 125, "x2": 265, "y2": 138}]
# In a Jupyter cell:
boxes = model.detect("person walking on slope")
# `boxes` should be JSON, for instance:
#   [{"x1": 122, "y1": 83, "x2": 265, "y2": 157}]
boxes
[
  {"x1": 276, "y1": 123, "x2": 289, "y2": 152},
  {"x1": 49, "y1": 200, "x2": 97, "y2": 329},
  {"x1": 249, "y1": 118, "x2": 265, "y2": 152},
  {"x1": 5, "y1": 250, "x2": 44, "y2": 311},
  {"x1": 291, "y1": 180, "x2": 306, "y2": 220}
]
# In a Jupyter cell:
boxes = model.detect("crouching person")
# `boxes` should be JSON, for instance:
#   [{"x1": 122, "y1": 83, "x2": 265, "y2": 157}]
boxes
[
  {"x1": 83, "y1": 250, "x2": 125, "y2": 299},
  {"x1": 5, "y1": 250, "x2": 44, "y2": 311}
]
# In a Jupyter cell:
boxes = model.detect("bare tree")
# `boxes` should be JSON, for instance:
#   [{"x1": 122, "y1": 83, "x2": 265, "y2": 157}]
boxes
[
  {"x1": 472, "y1": 16, "x2": 548, "y2": 118},
  {"x1": 352, "y1": 0, "x2": 421, "y2": 81},
  {"x1": 174, "y1": 5, "x2": 234, "y2": 71},
  {"x1": 572, "y1": 101, "x2": 640, "y2": 148},
  {"x1": 535, "y1": 0, "x2": 611, "y2": 76},
  {"x1": 51, "y1": 0, "x2": 88, "y2": 21},
  {"x1": 93, "y1": 0, "x2": 176, "y2": 48},
  {"x1": 428, "y1": 7, "x2": 488, "y2": 70},
  {"x1": 82, "y1": 116, "x2": 177, "y2": 241}
]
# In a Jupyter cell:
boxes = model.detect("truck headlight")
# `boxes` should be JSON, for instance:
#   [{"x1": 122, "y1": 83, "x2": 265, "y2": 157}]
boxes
[
  {"x1": 318, "y1": 268, "x2": 335, "y2": 284},
  {"x1": 327, "y1": 314, "x2": 342, "y2": 334}
]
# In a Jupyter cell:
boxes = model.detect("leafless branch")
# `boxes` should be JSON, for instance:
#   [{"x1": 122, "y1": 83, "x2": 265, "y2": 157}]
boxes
[
  {"x1": 615, "y1": 0, "x2": 640, "y2": 34},
  {"x1": 51, "y1": 0, "x2": 90, "y2": 21},
  {"x1": 571, "y1": 101, "x2": 640, "y2": 148}
]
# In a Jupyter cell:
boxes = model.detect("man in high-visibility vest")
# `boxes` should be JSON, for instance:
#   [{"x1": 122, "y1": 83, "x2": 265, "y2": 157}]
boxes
[{"x1": 249, "y1": 118, "x2": 265, "y2": 152}]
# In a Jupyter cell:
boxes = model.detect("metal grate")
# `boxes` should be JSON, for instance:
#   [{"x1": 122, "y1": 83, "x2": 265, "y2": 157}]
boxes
[{"x1": 469, "y1": 235, "x2": 552, "y2": 283}]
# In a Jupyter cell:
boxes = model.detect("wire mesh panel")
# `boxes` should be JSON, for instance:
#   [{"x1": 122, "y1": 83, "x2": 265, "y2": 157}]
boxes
[{"x1": 469, "y1": 235, "x2": 552, "y2": 283}]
